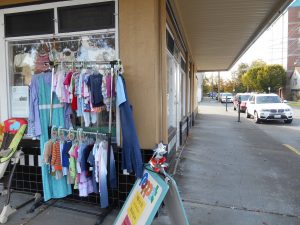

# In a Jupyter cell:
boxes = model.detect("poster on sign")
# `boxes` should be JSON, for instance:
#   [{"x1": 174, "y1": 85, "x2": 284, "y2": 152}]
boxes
[
  {"x1": 114, "y1": 168, "x2": 169, "y2": 225},
  {"x1": 11, "y1": 86, "x2": 29, "y2": 118}
]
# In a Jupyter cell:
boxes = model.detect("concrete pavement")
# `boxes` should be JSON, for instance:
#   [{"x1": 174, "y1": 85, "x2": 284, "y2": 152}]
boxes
[
  {"x1": 103, "y1": 97, "x2": 300, "y2": 224},
  {"x1": 163, "y1": 98, "x2": 300, "y2": 224},
  {"x1": 2, "y1": 97, "x2": 300, "y2": 225}
]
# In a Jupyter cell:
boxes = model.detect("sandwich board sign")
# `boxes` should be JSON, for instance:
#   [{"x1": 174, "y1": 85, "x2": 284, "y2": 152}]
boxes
[
  {"x1": 114, "y1": 169, "x2": 169, "y2": 225},
  {"x1": 114, "y1": 168, "x2": 190, "y2": 225}
]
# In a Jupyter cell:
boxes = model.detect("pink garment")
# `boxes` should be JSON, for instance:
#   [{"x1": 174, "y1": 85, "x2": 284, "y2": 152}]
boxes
[
  {"x1": 106, "y1": 75, "x2": 115, "y2": 97},
  {"x1": 70, "y1": 146, "x2": 79, "y2": 158},
  {"x1": 35, "y1": 54, "x2": 50, "y2": 74},
  {"x1": 54, "y1": 70, "x2": 67, "y2": 102},
  {"x1": 63, "y1": 71, "x2": 73, "y2": 86},
  {"x1": 78, "y1": 175, "x2": 94, "y2": 197}
]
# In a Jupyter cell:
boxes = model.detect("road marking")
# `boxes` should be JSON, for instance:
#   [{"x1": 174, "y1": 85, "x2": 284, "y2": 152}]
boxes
[{"x1": 283, "y1": 144, "x2": 300, "y2": 156}]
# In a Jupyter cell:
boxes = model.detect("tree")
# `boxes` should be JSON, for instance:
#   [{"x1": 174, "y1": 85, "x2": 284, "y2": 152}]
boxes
[
  {"x1": 231, "y1": 63, "x2": 249, "y2": 92},
  {"x1": 257, "y1": 64, "x2": 286, "y2": 93},
  {"x1": 250, "y1": 59, "x2": 266, "y2": 68},
  {"x1": 202, "y1": 77, "x2": 210, "y2": 94},
  {"x1": 223, "y1": 80, "x2": 235, "y2": 92},
  {"x1": 242, "y1": 66, "x2": 264, "y2": 91}
]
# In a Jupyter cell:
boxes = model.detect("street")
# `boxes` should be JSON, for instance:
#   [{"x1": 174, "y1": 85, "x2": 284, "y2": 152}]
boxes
[{"x1": 153, "y1": 97, "x2": 300, "y2": 225}]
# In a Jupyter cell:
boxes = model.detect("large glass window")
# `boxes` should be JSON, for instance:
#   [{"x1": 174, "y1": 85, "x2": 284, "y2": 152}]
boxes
[
  {"x1": 58, "y1": 2, "x2": 115, "y2": 33},
  {"x1": 5, "y1": 9, "x2": 54, "y2": 37},
  {"x1": 181, "y1": 69, "x2": 186, "y2": 116},
  {"x1": 180, "y1": 56, "x2": 186, "y2": 117},
  {"x1": 167, "y1": 52, "x2": 177, "y2": 130},
  {"x1": 8, "y1": 33, "x2": 116, "y2": 134}
]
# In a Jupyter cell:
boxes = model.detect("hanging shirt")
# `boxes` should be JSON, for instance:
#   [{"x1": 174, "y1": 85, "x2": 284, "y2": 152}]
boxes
[
  {"x1": 43, "y1": 140, "x2": 53, "y2": 164},
  {"x1": 116, "y1": 75, "x2": 127, "y2": 106},
  {"x1": 69, "y1": 145, "x2": 78, "y2": 187},
  {"x1": 86, "y1": 73, "x2": 104, "y2": 107},
  {"x1": 51, "y1": 141, "x2": 62, "y2": 171},
  {"x1": 87, "y1": 149, "x2": 98, "y2": 193},
  {"x1": 118, "y1": 74, "x2": 143, "y2": 178},
  {"x1": 55, "y1": 69, "x2": 69, "y2": 103},
  {"x1": 28, "y1": 75, "x2": 41, "y2": 137},
  {"x1": 62, "y1": 141, "x2": 72, "y2": 168},
  {"x1": 97, "y1": 141, "x2": 117, "y2": 208},
  {"x1": 106, "y1": 75, "x2": 115, "y2": 98},
  {"x1": 80, "y1": 144, "x2": 94, "y2": 173},
  {"x1": 32, "y1": 71, "x2": 72, "y2": 201}
]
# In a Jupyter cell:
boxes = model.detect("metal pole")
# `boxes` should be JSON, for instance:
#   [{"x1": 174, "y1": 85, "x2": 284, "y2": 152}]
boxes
[
  {"x1": 226, "y1": 96, "x2": 228, "y2": 111},
  {"x1": 218, "y1": 71, "x2": 220, "y2": 101},
  {"x1": 238, "y1": 101, "x2": 241, "y2": 122},
  {"x1": 211, "y1": 74, "x2": 214, "y2": 99}
]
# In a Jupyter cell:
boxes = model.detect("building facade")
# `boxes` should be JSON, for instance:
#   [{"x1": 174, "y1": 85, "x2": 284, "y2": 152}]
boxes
[{"x1": 0, "y1": 0, "x2": 198, "y2": 205}]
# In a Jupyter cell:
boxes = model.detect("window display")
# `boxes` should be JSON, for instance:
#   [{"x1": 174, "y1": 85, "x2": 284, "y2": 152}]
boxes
[{"x1": 8, "y1": 33, "x2": 116, "y2": 133}]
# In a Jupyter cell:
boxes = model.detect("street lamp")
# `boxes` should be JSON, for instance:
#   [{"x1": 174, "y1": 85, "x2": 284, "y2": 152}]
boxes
[{"x1": 268, "y1": 87, "x2": 270, "y2": 93}]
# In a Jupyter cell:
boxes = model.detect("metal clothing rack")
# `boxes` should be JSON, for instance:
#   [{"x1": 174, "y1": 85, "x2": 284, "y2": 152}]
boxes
[
  {"x1": 48, "y1": 60, "x2": 121, "y2": 223},
  {"x1": 49, "y1": 58, "x2": 122, "y2": 165}
]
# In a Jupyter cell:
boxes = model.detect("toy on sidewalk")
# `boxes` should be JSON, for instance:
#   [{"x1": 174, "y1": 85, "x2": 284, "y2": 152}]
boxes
[
  {"x1": 149, "y1": 143, "x2": 168, "y2": 173},
  {"x1": 0, "y1": 118, "x2": 41, "y2": 224}
]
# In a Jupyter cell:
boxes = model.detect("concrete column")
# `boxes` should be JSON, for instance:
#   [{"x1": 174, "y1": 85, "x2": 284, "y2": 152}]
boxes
[{"x1": 119, "y1": 0, "x2": 167, "y2": 148}]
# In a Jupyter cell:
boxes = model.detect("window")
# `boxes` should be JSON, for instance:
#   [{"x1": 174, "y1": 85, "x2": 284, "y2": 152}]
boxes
[
  {"x1": 167, "y1": 52, "x2": 177, "y2": 130},
  {"x1": 8, "y1": 34, "x2": 116, "y2": 132},
  {"x1": 167, "y1": 30, "x2": 174, "y2": 54},
  {"x1": 5, "y1": 9, "x2": 54, "y2": 37},
  {"x1": 58, "y1": 2, "x2": 115, "y2": 33},
  {"x1": 256, "y1": 96, "x2": 281, "y2": 104},
  {"x1": 180, "y1": 57, "x2": 186, "y2": 116},
  {"x1": 293, "y1": 78, "x2": 298, "y2": 86}
]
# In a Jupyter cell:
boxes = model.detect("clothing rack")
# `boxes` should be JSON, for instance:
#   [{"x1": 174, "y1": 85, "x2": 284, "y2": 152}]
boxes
[
  {"x1": 48, "y1": 59, "x2": 121, "y2": 208},
  {"x1": 54, "y1": 60, "x2": 116, "y2": 65},
  {"x1": 52, "y1": 127, "x2": 107, "y2": 138}
]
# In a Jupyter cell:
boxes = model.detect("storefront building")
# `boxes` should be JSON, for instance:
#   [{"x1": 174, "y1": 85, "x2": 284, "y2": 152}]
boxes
[
  {"x1": 0, "y1": 0, "x2": 198, "y2": 206},
  {"x1": 0, "y1": 0, "x2": 290, "y2": 209}
]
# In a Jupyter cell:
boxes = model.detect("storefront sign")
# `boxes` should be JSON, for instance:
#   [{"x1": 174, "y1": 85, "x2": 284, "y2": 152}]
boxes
[
  {"x1": 114, "y1": 169, "x2": 169, "y2": 225},
  {"x1": 11, "y1": 86, "x2": 29, "y2": 118}
]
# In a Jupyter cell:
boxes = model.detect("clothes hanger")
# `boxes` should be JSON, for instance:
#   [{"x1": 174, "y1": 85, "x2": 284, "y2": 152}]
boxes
[
  {"x1": 51, "y1": 126, "x2": 58, "y2": 141},
  {"x1": 67, "y1": 128, "x2": 75, "y2": 141},
  {"x1": 58, "y1": 126, "x2": 65, "y2": 141}
]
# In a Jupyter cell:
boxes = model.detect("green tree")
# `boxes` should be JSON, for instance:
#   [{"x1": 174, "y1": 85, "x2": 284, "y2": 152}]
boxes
[
  {"x1": 257, "y1": 64, "x2": 286, "y2": 93},
  {"x1": 250, "y1": 59, "x2": 266, "y2": 68},
  {"x1": 231, "y1": 63, "x2": 249, "y2": 92},
  {"x1": 202, "y1": 77, "x2": 210, "y2": 94},
  {"x1": 242, "y1": 66, "x2": 264, "y2": 91}
]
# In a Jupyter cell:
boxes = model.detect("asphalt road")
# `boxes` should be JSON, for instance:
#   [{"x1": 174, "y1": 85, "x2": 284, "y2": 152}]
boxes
[
  {"x1": 225, "y1": 101, "x2": 300, "y2": 151},
  {"x1": 153, "y1": 97, "x2": 300, "y2": 225}
]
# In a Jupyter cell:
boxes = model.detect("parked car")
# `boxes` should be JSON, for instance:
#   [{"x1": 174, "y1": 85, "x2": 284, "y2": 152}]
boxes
[
  {"x1": 220, "y1": 93, "x2": 233, "y2": 103},
  {"x1": 233, "y1": 93, "x2": 251, "y2": 112},
  {"x1": 245, "y1": 93, "x2": 293, "y2": 123},
  {"x1": 216, "y1": 92, "x2": 223, "y2": 100}
]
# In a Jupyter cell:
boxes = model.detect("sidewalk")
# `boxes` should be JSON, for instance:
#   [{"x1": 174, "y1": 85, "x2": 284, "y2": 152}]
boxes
[
  {"x1": 103, "y1": 98, "x2": 300, "y2": 224},
  {"x1": 3, "y1": 98, "x2": 300, "y2": 224}
]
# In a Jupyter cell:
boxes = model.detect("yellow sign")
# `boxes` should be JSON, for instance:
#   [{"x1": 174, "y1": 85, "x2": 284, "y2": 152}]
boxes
[{"x1": 127, "y1": 192, "x2": 146, "y2": 225}]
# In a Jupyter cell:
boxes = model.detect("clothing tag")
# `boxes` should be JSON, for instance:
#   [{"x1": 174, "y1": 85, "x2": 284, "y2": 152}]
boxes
[{"x1": 123, "y1": 169, "x2": 130, "y2": 175}]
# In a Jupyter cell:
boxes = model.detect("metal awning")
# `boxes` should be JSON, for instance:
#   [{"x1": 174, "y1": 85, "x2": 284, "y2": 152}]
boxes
[{"x1": 172, "y1": 0, "x2": 293, "y2": 71}]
